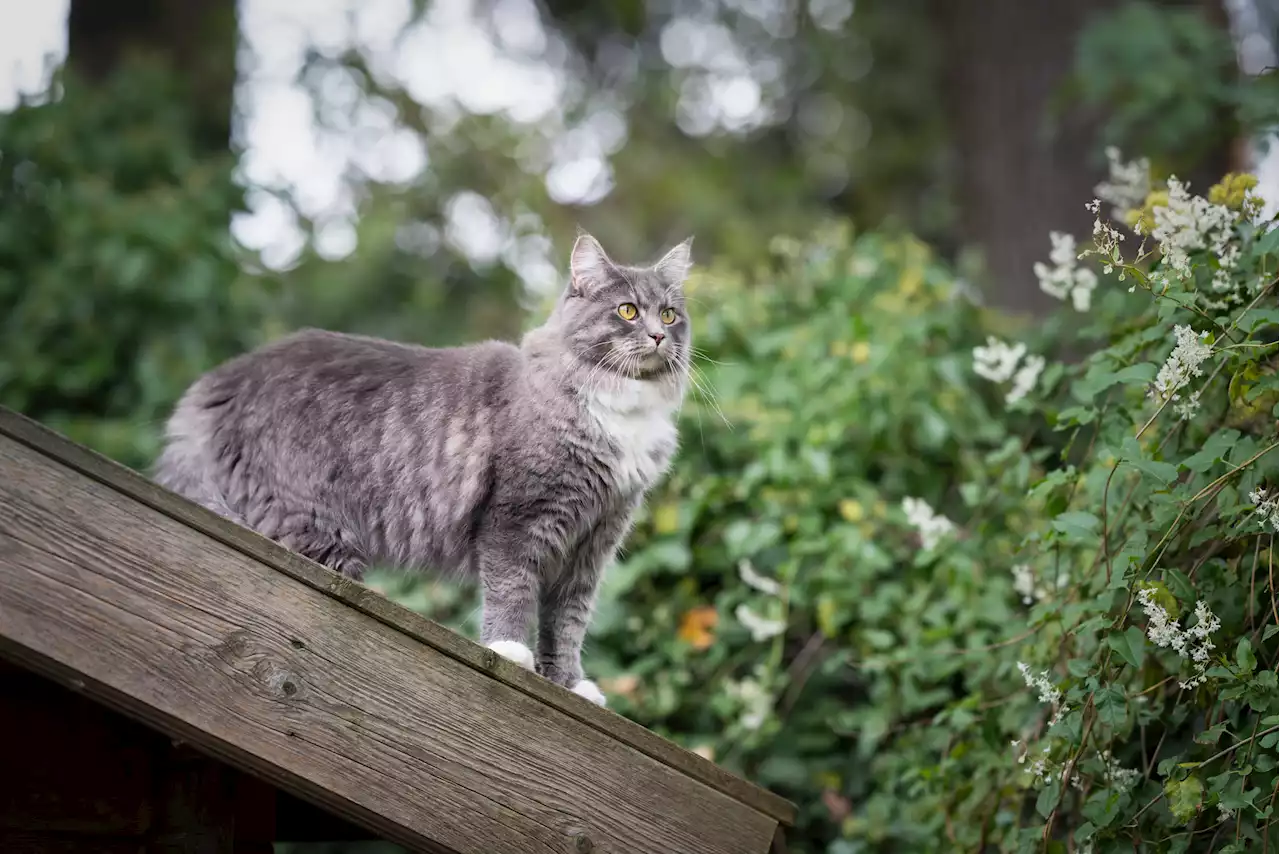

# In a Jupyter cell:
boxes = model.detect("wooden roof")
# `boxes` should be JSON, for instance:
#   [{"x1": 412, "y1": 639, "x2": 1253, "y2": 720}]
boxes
[{"x1": 0, "y1": 406, "x2": 796, "y2": 854}]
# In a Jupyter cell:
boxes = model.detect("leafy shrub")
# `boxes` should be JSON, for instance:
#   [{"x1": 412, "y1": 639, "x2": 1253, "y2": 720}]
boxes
[
  {"x1": 571, "y1": 159, "x2": 1276, "y2": 853},
  {"x1": 0, "y1": 61, "x2": 268, "y2": 469}
]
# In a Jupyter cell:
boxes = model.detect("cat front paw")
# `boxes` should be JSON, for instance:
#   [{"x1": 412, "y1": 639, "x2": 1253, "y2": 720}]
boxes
[
  {"x1": 486, "y1": 640, "x2": 535, "y2": 671},
  {"x1": 571, "y1": 679, "x2": 607, "y2": 707}
]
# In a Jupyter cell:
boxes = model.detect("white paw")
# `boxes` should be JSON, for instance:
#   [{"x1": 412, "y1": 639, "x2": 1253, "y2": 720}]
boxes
[
  {"x1": 486, "y1": 640, "x2": 535, "y2": 670},
  {"x1": 571, "y1": 679, "x2": 607, "y2": 707}
]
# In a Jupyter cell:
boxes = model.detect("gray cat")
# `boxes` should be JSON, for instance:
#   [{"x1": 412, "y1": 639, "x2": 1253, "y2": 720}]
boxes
[{"x1": 152, "y1": 233, "x2": 693, "y2": 706}]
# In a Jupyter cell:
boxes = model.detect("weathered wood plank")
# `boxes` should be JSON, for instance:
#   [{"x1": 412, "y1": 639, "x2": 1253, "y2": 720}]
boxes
[
  {"x1": 0, "y1": 432, "x2": 781, "y2": 854},
  {"x1": 0, "y1": 405, "x2": 795, "y2": 829}
]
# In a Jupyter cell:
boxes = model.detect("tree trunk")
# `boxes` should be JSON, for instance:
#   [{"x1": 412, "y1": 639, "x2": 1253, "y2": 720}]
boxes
[
  {"x1": 931, "y1": 0, "x2": 1231, "y2": 316},
  {"x1": 67, "y1": 0, "x2": 238, "y2": 154}
]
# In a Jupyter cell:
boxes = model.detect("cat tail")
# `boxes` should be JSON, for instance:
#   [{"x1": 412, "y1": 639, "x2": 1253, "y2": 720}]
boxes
[{"x1": 151, "y1": 384, "x2": 247, "y2": 527}]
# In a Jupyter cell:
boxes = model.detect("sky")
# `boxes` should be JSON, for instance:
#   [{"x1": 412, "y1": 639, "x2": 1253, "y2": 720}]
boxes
[{"x1": 0, "y1": 0, "x2": 1275, "y2": 280}]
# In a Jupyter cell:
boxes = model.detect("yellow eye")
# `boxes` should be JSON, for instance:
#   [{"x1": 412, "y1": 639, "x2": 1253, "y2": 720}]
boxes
[
  {"x1": 660, "y1": 307, "x2": 677, "y2": 325},
  {"x1": 617, "y1": 303, "x2": 638, "y2": 320}
]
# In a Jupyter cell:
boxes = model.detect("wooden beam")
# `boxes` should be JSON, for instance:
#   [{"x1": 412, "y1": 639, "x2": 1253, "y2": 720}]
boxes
[{"x1": 0, "y1": 406, "x2": 793, "y2": 854}]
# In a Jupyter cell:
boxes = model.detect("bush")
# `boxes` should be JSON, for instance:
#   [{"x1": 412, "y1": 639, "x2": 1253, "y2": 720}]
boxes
[
  {"x1": 0, "y1": 61, "x2": 269, "y2": 469},
  {"x1": 571, "y1": 159, "x2": 1276, "y2": 852}
]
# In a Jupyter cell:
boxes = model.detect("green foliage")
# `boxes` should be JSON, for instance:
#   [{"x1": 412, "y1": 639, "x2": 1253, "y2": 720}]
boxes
[
  {"x1": 1064, "y1": 1, "x2": 1279, "y2": 172},
  {"x1": 0, "y1": 61, "x2": 268, "y2": 469},
  {"x1": 534, "y1": 168, "x2": 1271, "y2": 852}
]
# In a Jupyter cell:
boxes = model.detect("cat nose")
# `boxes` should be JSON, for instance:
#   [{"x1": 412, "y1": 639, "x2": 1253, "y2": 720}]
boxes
[{"x1": 648, "y1": 332, "x2": 665, "y2": 346}]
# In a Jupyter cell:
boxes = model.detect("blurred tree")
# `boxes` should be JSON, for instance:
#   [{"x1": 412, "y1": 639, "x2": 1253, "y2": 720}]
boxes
[
  {"x1": 922, "y1": 0, "x2": 1249, "y2": 315},
  {"x1": 68, "y1": 0, "x2": 238, "y2": 153}
]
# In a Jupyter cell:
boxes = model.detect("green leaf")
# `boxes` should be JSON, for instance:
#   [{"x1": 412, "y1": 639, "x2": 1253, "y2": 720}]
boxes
[
  {"x1": 1107, "y1": 626, "x2": 1146, "y2": 669},
  {"x1": 1095, "y1": 686, "x2": 1128, "y2": 730},
  {"x1": 1195, "y1": 724, "x2": 1229, "y2": 745},
  {"x1": 1181, "y1": 429, "x2": 1242, "y2": 473},
  {"x1": 1052, "y1": 510, "x2": 1100, "y2": 538},
  {"x1": 1036, "y1": 779, "x2": 1062, "y2": 818},
  {"x1": 1164, "y1": 569, "x2": 1196, "y2": 603},
  {"x1": 1235, "y1": 637, "x2": 1257, "y2": 674},
  {"x1": 1165, "y1": 775, "x2": 1204, "y2": 823},
  {"x1": 1120, "y1": 437, "x2": 1177, "y2": 485}
]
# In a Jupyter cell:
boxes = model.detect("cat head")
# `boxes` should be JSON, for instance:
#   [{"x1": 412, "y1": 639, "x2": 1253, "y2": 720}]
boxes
[{"x1": 550, "y1": 231, "x2": 694, "y2": 381}]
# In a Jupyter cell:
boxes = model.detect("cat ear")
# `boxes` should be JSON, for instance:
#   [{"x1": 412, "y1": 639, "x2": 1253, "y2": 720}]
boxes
[
  {"x1": 653, "y1": 236, "x2": 694, "y2": 286},
  {"x1": 569, "y1": 231, "x2": 615, "y2": 295}
]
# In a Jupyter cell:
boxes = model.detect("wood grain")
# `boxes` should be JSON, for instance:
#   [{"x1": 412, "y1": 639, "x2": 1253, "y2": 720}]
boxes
[
  {"x1": 0, "y1": 431, "x2": 781, "y2": 854},
  {"x1": 0, "y1": 405, "x2": 795, "y2": 829}
]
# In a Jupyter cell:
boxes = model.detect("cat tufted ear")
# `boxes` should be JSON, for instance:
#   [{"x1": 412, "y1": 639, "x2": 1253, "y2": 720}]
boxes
[
  {"x1": 569, "y1": 231, "x2": 615, "y2": 295},
  {"x1": 653, "y1": 236, "x2": 694, "y2": 286}
]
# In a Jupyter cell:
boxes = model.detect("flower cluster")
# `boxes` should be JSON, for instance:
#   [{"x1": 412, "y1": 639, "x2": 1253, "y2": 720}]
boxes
[
  {"x1": 1017, "y1": 661, "x2": 1069, "y2": 726},
  {"x1": 1137, "y1": 588, "x2": 1221, "y2": 690},
  {"x1": 1248, "y1": 487, "x2": 1278, "y2": 531},
  {"x1": 1098, "y1": 749, "x2": 1141, "y2": 791},
  {"x1": 1148, "y1": 176, "x2": 1237, "y2": 287},
  {"x1": 1149, "y1": 324, "x2": 1212, "y2": 419},
  {"x1": 1014, "y1": 741, "x2": 1058, "y2": 787},
  {"x1": 972, "y1": 336, "x2": 1045, "y2": 406},
  {"x1": 1094, "y1": 146, "x2": 1151, "y2": 221},
  {"x1": 726, "y1": 668, "x2": 773, "y2": 731},
  {"x1": 1034, "y1": 231, "x2": 1098, "y2": 311},
  {"x1": 735, "y1": 559, "x2": 786, "y2": 640},
  {"x1": 735, "y1": 603, "x2": 786, "y2": 641},
  {"x1": 1011, "y1": 563, "x2": 1065, "y2": 605},
  {"x1": 901, "y1": 497, "x2": 955, "y2": 551}
]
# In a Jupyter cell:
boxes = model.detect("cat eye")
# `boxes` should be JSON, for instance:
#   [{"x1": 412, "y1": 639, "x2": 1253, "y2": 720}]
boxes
[
  {"x1": 659, "y1": 308, "x2": 677, "y2": 325},
  {"x1": 617, "y1": 303, "x2": 638, "y2": 320}
]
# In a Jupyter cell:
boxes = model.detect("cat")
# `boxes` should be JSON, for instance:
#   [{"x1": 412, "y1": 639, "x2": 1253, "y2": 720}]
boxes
[{"x1": 152, "y1": 232, "x2": 693, "y2": 706}]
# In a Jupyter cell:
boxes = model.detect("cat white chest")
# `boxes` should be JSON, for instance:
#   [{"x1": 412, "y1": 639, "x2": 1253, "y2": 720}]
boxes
[{"x1": 582, "y1": 380, "x2": 679, "y2": 494}]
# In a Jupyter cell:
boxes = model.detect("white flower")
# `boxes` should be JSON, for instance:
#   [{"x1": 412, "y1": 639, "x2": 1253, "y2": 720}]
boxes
[
  {"x1": 1249, "y1": 487, "x2": 1279, "y2": 531},
  {"x1": 902, "y1": 497, "x2": 955, "y2": 551},
  {"x1": 726, "y1": 672, "x2": 773, "y2": 730},
  {"x1": 1172, "y1": 389, "x2": 1202, "y2": 421},
  {"x1": 1094, "y1": 147, "x2": 1151, "y2": 221},
  {"x1": 1011, "y1": 563, "x2": 1065, "y2": 605},
  {"x1": 1012, "y1": 564, "x2": 1038, "y2": 605},
  {"x1": 1007, "y1": 354, "x2": 1045, "y2": 405},
  {"x1": 1136, "y1": 587, "x2": 1221, "y2": 690},
  {"x1": 973, "y1": 337, "x2": 1044, "y2": 406},
  {"x1": 734, "y1": 604, "x2": 786, "y2": 641},
  {"x1": 1150, "y1": 176, "x2": 1235, "y2": 283},
  {"x1": 973, "y1": 336, "x2": 1026, "y2": 383},
  {"x1": 737, "y1": 559, "x2": 782, "y2": 595},
  {"x1": 1099, "y1": 748, "x2": 1141, "y2": 791},
  {"x1": 1034, "y1": 231, "x2": 1098, "y2": 311},
  {"x1": 1017, "y1": 661, "x2": 1062, "y2": 706},
  {"x1": 1150, "y1": 324, "x2": 1212, "y2": 405},
  {"x1": 1087, "y1": 205, "x2": 1127, "y2": 275},
  {"x1": 1017, "y1": 661, "x2": 1070, "y2": 727}
]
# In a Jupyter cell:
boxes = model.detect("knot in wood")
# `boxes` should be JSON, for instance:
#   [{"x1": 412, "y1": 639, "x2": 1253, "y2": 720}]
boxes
[{"x1": 573, "y1": 833, "x2": 593, "y2": 853}]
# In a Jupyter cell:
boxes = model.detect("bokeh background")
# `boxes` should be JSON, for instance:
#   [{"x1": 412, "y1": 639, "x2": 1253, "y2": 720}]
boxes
[{"x1": 1, "y1": 1, "x2": 1277, "y2": 852}]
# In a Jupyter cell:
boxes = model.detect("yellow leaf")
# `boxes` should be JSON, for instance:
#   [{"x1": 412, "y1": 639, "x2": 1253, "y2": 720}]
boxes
[
  {"x1": 839, "y1": 499, "x2": 864, "y2": 522},
  {"x1": 899, "y1": 267, "x2": 923, "y2": 296},
  {"x1": 601, "y1": 673, "x2": 640, "y2": 700},
  {"x1": 652, "y1": 502, "x2": 681, "y2": 535},
  {"x1": 817, "y1": 595, "x2": 840, "y2": 637},
  {"x1": 678, "y1": 606, "x2": 719, "y2": 650},
  {"x1": 850, "y1": 341, "x2": 871, "y2": 364}
]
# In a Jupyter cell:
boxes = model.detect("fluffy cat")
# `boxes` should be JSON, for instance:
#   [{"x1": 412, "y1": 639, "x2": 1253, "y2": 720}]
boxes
[{"x1": 152, "y1": 233, "x2": 693, "y2": 706}]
